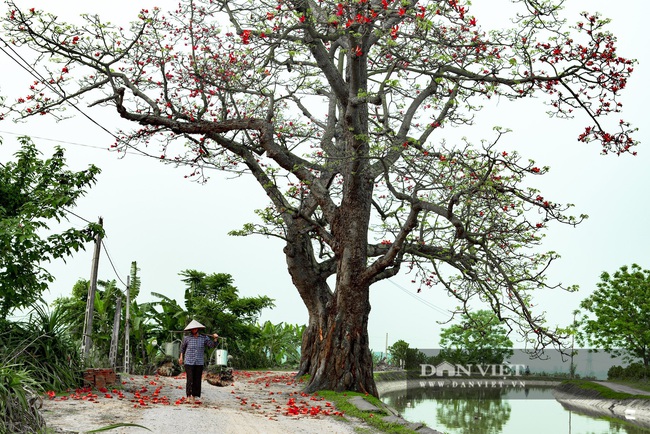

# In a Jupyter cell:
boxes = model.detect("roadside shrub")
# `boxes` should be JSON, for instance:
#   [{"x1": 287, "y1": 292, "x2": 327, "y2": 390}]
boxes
[
  {"x1": 608, "y1": 365, "x2": 624, "y2": 380},
  {"x1": 0, "y1": 363, "x2": 44, "y2": 434},
  {"x1": 7, "y1": 304, "x2": 83, "y2": 390},
  {"x1": 607, "y1": 363, "x2": 650, "y2": 380},
  {"x1": 624, "y1": 363, "x2": 649, "y2": 380}
]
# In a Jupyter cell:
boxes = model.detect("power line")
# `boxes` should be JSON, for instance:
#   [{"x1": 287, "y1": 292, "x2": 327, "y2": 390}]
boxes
[
  {"x1": 0, "y1": 126, "x2": 249, "y2": 177},
  {"x1": 386, "y1": 278, "x2": 453, "y2": 318},
  {"x1": 0, "y1": 36, "x2": 170, "y2": 165},
  {"x1": 0, "y1": 128, "x2": 153, "y2": 161},
  {"x1": 63, "y1": 208, "x2": 93, "y2": 225},
  {"x1": 101, "y1": 240, "x2": 128, "y2": 288},
  {"x1": 0, "y1": 129, "x2": 110, "y2": 151},
  {"x1": 0, "y1": 40, "x2": 251, "y2": 174},
  {"x1": 0, "y1": 37, "x2": 121, "y2": 140}
]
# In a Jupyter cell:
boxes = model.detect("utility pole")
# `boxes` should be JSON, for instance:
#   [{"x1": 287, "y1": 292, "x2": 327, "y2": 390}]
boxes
[
  {"x1": 81, "y1": 217, "x2": 103, "y2": 361},
  {"x1": 570, "y1": 309, "x2": 579, "y2": 379},
  {"x1": 385, "y1": 333, "x2": 388, "y2": 361},
  {"x1": 123, "y1": 275, "x2": 131, "y2": 374},
  {"x1": 108, "y1": 294, "x2": 122, "y2": 369}
]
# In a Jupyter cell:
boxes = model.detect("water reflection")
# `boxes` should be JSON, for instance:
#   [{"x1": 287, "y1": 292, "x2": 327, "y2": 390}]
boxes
[
  {"x1": 561, "y1": 402, "x2": 650, "y2": 434},
  {"x1": 394, "y1": 387, "x2": 511, "y2": 434},
  {"x1": 381, "y1": 386, "x2": 650, "y2": 434},
  {"x1": 436, "y1": 395, "x2": 511, "y2": 434}
]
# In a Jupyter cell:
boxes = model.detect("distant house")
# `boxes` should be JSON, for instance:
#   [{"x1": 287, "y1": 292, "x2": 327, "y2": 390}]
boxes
[{"x1": 434, "y1": 361, "x2": 457, "y2": 377}]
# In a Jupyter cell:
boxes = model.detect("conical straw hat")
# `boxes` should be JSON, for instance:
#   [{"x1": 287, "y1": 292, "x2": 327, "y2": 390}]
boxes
[{"x1": 184, "y1": 319, "x2": 206, "y2": 331}]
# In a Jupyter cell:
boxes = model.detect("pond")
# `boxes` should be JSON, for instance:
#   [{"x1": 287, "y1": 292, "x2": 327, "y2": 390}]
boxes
[{"x1": 380, "y1": 386, "x2": 650, "y2": 434}]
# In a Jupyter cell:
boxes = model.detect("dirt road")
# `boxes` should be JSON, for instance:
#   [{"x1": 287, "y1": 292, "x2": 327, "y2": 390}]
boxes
[
  {"x1": 594, "y1": 381, "x2": 650, "y2": 396},
  {"x1": 41, "y1": 371, "x2": 377, "y2": 434}
]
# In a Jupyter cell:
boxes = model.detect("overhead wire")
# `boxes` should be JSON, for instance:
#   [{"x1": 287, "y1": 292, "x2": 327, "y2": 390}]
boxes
[
  {"x1": 0, "y1": 128, "x2": 153, "y2": 162},
  {"x1": 386, "y1": 278, "x2": 453, "y2": 318},
  {"x1": 0, "y1": 129, "x2": 112, "y2": 152},
  {"x1": 0, "y1": 36, "x2": 123, "y2": 142},
  {"x1": 62, "y1": 208, "x2": 93, "y2": 225},
  {"x1": 0, "y1": 35, "x2": 186, "y2": 165},
  {"x1": 0, "y1": 37, "x2": 223, "y2": 171},
  {"x1": 101, "y1": 240, "x2": 128, "y2": 288}
]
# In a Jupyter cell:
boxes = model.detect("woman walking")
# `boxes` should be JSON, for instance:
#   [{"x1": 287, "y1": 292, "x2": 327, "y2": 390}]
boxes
[{"x1": 178, "y1": 319, "x2": 218, "y2": 404}]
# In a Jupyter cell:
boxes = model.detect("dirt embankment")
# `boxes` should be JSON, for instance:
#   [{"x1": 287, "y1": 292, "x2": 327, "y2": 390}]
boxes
[{"x1": 40, "y1": 371, "x2": 379, "y2": 434}]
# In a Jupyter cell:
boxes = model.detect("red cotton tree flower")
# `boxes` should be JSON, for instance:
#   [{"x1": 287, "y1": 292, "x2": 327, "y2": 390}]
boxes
[{"x1": 0, "y1": 0, "x2": 637, "y2": 395}]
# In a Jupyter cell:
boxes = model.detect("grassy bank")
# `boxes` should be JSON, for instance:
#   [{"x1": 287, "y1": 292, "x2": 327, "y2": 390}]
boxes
[
  {"x1": 374, "y1": 370, "x2": 407, "y2": 382},
  {"x1": 558, "y1": 380, "x2": 650, "y2": 400},
  {"x1": 316, "y1": 390, "x2": 417, "y2": 434},
  {"x1": 293, "y1": 373, "x2": 423, "y2": 433}
]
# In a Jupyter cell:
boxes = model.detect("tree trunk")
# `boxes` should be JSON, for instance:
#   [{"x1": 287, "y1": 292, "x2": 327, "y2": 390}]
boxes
[
  {"x1": 284, "y1": 222, "x2": 378, "y2": 396},
  {"x1": 300, "y1": 286, "x2": 376, "y2": 396}
]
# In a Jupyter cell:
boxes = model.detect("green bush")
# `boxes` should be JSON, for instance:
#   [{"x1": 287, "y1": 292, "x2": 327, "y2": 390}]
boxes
[
  {"x1": 607, "y1": 363, "x2": 650, "y2": 380},
  {"x1": 4, "y1": 304, "x2": 83, "y2": 390},
  {"x1": 608, "y1": 365, "x2": 624, "y2": 380},
  {"x1": 0, "y1": 363, "x2": 44, "y2": 434}
]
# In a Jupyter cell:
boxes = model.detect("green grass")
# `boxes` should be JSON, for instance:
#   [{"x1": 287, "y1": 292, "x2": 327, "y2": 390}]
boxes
[
  {"x1": 560, "y1": 380, "x2": 650, "y2": 400},
  {"x1": 315, "y1": 389, "x2": 421, "y2": 433},
  {"x1": 373, "y1": 370, "x2": 407, "y2": 382}
]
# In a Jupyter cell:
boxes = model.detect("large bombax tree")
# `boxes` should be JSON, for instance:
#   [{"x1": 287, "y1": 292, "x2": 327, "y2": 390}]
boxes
[{"x1": 1, "y1": 0, "x2": 636, "y2": 394}]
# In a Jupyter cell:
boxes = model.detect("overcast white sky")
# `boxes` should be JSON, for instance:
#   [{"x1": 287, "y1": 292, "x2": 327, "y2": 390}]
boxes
[{"x1": 1, "y1": 0, "x2": 648, "y2": 354}]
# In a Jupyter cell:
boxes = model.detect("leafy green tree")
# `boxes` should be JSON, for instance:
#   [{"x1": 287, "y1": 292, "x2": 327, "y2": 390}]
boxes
[
  {"x1": 2, "y1": 0, "x2": 637, "y2": 394},
  {"x1": 0, "y1": 136, "x2": 101, "y2": 318},
  {"x1": 51, "y1": 263, "x2": 155, "y2": 371},
  {"x1": 180, "y1": 270, "x2": 275, "y2": 361},
  {"x1": 88, "y1": 279, "x2": 123, "y2": 364},
  {"x1": 439, "y1": 310, "x2": 513, "y2": 365},
  {"x1": 122, "y1": 261, "x2": 157, "y2": 371},
  {"x1": 388, "y1": 340, "x2": 410, "y2": 367},
  {"x1": 388, "y1": 339, "x2": 428, "y2": 369},
  {"x1": 579, "y1": 264, "x2": 650, "y2": 368}
]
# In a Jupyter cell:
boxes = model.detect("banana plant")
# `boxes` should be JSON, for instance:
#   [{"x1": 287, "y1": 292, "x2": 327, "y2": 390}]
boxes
[
  {"x1": 255, "y1": 321, "x2": 304, "y2": 367},
  {"x1": 127, "y1": 301, "x2": 157, "y2": 371},
  {"x1": 148, "y1": 292, "x2": 188, "y2": 355}
]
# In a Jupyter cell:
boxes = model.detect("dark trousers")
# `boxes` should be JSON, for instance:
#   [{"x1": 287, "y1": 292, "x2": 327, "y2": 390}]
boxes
[{"x1": 185, "y1": 364, "x2": 204, "y2": 397}]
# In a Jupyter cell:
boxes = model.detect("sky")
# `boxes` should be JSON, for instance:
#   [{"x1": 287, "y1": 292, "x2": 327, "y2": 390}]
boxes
[{"x1": 1, "y1": 0, "x2": 648, "y2": 355}]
